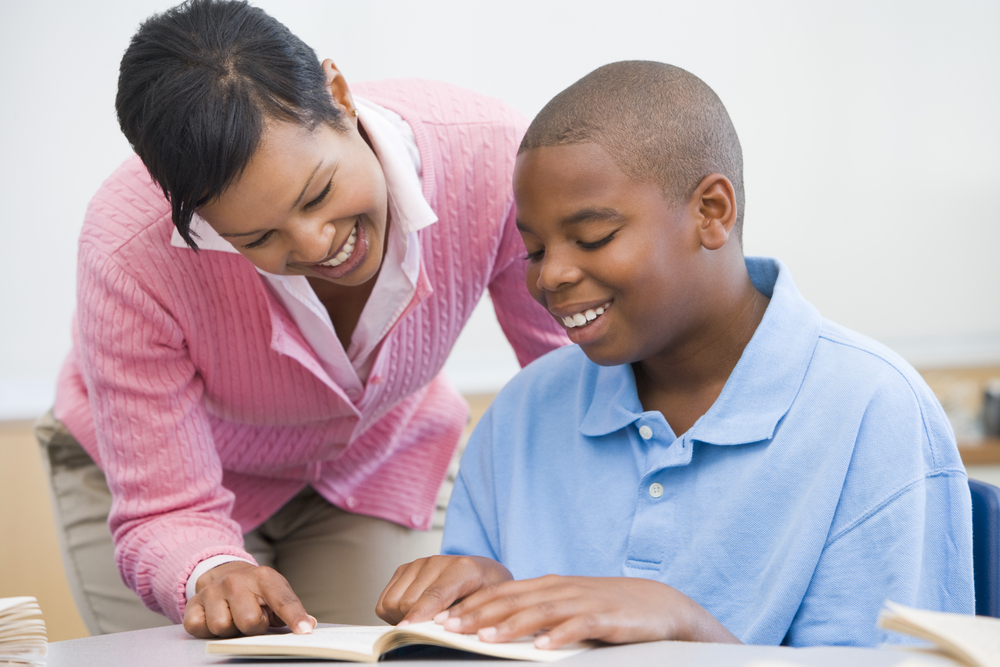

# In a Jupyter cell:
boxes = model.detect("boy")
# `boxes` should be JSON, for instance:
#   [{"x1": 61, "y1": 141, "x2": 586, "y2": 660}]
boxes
[{"x1": 375, "y1": 61, "x2": 974, "y2": 648}]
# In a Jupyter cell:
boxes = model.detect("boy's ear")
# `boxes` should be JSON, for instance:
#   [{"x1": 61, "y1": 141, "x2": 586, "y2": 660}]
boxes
[
  {"x1": 321, "y1": 59, "x2": 358, "y2": 128},
  {"x1": 692, "y1": 174, "x2": 738, "y2": 251}
]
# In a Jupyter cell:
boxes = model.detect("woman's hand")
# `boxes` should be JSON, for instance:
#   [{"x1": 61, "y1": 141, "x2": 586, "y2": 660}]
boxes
[
  {"x1": 182, "y1": 561, "x2": 316, "y2": 638},
  {"x1": 433, "y1": 575, "x2": 741, "y2": 649},
  {"x1": 375, "y1": 555, "x2": 513, "y2": 625}
]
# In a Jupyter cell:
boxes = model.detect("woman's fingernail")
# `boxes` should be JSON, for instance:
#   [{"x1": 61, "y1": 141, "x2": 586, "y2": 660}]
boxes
[
  {"x1": 397, "y1": 620, "x2": 409, "y2": 627},
  {"x1": 444, "y1": 617, "x2": 462, "y2": 631},
  {"x1": 535, "y1": 635, "x2": 550, "y2": 648},
  {"x1": 433, "y1": 610, "x2": 449, "y2": 624},
  {"x1": 479, "y1": 626, "x2": 497, "y2": 641},
  {"x1": 296, "y1": 620, "x2": 314, "y2": 634}
]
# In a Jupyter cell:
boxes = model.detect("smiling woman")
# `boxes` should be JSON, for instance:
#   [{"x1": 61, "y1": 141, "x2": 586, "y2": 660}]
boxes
[{"x1": 36, "y1": 0, "x2": 566, "y2": 639}]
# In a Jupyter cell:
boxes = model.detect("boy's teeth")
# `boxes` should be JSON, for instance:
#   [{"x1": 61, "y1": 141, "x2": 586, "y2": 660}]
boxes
[
  {"x1": 319, "y1": 227, "x2": 358, "y2": 267},
  {"x1": 561, "y1": 302, "x2": 611, "y2": 328}
]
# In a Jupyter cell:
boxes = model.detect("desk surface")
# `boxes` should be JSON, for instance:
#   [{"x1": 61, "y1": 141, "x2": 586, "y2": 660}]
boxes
[{"x1": 46, "y1": 625, "x2": 961, "y2": 667}]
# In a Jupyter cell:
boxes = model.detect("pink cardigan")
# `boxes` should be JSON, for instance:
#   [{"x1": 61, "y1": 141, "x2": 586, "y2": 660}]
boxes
[{"x1": 54, "y1": 79, "x2": 568, "y2": 623}]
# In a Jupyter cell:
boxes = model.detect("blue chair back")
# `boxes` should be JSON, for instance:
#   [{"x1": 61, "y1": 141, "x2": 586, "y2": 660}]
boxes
[{"x1": 969, "y1": 478, "x2": 1000, "y2": 617}]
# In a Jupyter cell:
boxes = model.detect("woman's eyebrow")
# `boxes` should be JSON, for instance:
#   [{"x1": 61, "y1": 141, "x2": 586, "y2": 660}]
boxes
[{"x1": 291, "y1": 158, "x2": 326, "y2": 209}]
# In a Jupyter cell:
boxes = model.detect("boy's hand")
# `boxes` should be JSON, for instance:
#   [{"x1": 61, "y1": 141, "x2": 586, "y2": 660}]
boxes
[
  {"x1": 375, "y1": 555, "x2": 513, "y2": 625},
  {"x1": 183, "y1": 561, "x2": 316, "y2": 638},
  {"x1": 434, "y1": 575, "x2": 741, "y2": 648}
]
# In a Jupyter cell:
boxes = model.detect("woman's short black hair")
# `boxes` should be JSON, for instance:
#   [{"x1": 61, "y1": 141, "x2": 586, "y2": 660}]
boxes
[{"x1": 116, "y1": 0, "x2": 347, "y2": 249}]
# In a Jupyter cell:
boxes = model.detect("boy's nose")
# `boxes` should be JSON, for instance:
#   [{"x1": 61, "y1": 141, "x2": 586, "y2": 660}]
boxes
[{"x1": 536, "y1": 251, "x2": 582, "y2": 292}]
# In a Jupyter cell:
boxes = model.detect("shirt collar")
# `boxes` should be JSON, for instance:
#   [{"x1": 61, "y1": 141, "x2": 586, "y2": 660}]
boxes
[
  {"x1": 579, "y1": 257, "x2": 823, "y2": 445},
  {"x1": 169, "y1": 95, "x2": 437, "y2": 253}
]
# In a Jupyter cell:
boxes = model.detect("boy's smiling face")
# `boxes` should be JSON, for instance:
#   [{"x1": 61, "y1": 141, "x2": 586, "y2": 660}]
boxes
[{"x1": 514, "y1": 142, "x2": 706, "y2": 366}]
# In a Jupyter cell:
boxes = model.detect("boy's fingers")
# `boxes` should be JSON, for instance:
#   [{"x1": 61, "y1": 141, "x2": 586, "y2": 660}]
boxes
[
  {"x1": 377, "y1": 560, "x2": 437, "y2": 623},
  {"x1": 399, "y1": 566, "x2": 479, "y2": 623},
  {"x1": 534, "y1": 614, "x2": 611, "y2": 649},
  {"x1": 445, "y1": 574, "x2": 559, "y2": 622}
]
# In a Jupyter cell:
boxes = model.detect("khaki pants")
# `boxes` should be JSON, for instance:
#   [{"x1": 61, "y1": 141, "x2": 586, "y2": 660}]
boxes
[{"x1": 35, "y1": 411, "x2": 452, "y2": 635}]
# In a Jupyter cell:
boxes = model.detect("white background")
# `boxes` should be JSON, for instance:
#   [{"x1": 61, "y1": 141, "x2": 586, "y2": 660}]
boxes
[{"x1": 1, "y1": 0, "x2": 998, "y2": 418}]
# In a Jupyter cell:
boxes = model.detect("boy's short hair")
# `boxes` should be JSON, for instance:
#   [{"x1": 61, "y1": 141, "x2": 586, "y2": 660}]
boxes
[
  {"x1": 115, "y1": 0, "x2": 347, "y2": 249},
  {"x1": 520, "y1": 61, "x2": 745, "y2": 240}
]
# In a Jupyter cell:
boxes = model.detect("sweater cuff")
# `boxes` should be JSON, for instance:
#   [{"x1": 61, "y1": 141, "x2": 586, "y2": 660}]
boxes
[
  {"x1": 155, "y1": 540, "x2": 257, "y2": 623},
  {"x1": 185, "y1": 555, "x2": 256, "y2": 601}
]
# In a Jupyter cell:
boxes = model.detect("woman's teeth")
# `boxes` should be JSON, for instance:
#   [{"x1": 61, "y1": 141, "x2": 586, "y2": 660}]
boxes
[
  {"x1": 561, "y1": 302, "x2": 611, "y2": 328},
  {"x1": 319, "y1": 226, "x2": 358, "y2": 267}
]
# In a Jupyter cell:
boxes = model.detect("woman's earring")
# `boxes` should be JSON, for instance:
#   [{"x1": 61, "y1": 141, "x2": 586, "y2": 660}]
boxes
[{"x1": 351, "y1": 108, "x2": 359, "y2": 117}]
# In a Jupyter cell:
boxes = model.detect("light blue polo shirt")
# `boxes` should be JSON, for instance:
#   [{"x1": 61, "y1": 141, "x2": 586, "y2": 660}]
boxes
[{"x1": 442, "y1": 257, "x2": 974, "y2": 647}]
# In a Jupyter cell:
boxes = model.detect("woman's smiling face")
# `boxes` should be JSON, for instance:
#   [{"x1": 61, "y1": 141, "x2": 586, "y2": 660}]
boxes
[{"x1": 197, "y1": 116, "x2": 389, "y2": 287}]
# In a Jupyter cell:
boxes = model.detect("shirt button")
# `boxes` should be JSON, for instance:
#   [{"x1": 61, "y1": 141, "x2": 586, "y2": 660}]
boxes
[
  {"x1": 346, "y1": 497, "x2": 358, "y2": 509},
  {"x1": 639, "y1": 425, "x2": 653, "y2": 440},
  {"x1": 649, "y1": 483, "x2": 664, "y2": 498},
  {"x1": 410, "y1": 514, "x2": 423, "y2": 528}
]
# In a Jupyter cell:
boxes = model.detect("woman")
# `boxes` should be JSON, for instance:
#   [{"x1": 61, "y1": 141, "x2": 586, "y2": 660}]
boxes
[{"x1": 38, "y1": 0, "x2": 565, "y2": 638}]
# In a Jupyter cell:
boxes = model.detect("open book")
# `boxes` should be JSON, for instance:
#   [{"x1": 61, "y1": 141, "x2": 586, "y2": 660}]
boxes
[
  {"x1": 0, "y1": 597, "x2": 47, "y2": 666},
  {"x1": 206, "y1": 620, "x2": 591, "y2": 662},
  {"x1": 877, "y1": 601, "x2": 1000, "y2": 667}
]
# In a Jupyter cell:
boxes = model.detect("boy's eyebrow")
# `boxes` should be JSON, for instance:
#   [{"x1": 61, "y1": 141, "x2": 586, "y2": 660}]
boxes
[{"x1": 516, "y1": 207, "x2": 624, "y2": 232}]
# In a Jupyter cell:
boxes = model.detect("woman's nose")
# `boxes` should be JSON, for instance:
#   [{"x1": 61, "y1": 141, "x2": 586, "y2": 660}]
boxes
[{"x1": 289, "y1": 217, "x2": 337, "y2": 264}]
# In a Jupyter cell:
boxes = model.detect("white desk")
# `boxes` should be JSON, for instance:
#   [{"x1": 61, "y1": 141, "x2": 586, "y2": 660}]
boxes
[{"x1": 46, "y1": 625, "x2": 961, "y2": 666}]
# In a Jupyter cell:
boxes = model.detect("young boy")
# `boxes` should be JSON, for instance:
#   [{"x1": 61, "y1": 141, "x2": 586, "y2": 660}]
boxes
[{"x1": 375, "y1": 61, "x2": 974, "y2": 648}]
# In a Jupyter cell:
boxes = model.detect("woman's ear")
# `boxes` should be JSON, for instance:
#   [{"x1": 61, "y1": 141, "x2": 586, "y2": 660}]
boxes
[
  {"x1": 692, "y1": 174, "x2": 737, "y2": 251},
  {"x1": 321, "y1": 58, "x2": 358, "y2": 127}
]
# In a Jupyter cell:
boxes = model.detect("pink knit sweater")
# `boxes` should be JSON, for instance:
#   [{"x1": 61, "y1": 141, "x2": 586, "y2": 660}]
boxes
[{"x1": 54, "y1": 79, "x2": 568, "y2": 623}]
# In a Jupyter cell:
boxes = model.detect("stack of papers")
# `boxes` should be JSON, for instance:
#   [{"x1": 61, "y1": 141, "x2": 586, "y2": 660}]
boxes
[{"x1": 0, "y1": 597, "x2": 46, "y2": 666}]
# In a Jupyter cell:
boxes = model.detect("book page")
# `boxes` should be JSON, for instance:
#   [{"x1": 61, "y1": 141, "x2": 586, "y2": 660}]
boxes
[
  {"x1": 878, "y1": 602, "x2": 1000, "y2": 667},
  {"x1": 207, "y1": 625, "x2": 394, "y2": 662},
  {"x1": 383, "y1": 620, "x2": 591, "y2": 662}
]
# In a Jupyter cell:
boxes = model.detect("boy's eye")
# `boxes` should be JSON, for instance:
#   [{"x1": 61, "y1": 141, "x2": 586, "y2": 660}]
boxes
[
  {"x1": 242, "y1": 230, "x2": 273, "y2": 249},
  {"x1": 524, "y1": 247, "x2": 545, "y2": 262},
  {"x1": 579, "y1": 231, "x2": 617, "y2": 250},
  {"x1": 304, "y1": 178, "x2": 333, "y2": 210}
]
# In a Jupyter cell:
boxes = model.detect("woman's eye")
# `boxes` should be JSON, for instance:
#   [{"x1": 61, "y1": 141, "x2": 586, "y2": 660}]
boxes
[
  {"x1": 579, "y1": 232, "x2": 616, "y2": 250},
  {"x1": 524, "y1": 248, "x2": 545, "y2": 262},
  {"x1": 242, "y1": 230, "x2": 273, "y2": 249},
  {"x1": 304, "y1": 179, "x2": 333, "y2": 210}
]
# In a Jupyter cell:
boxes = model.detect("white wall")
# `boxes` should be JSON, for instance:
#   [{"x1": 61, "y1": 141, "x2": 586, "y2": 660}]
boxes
[{"x1": 1, "y1": 0, "x2": 998, "y2": 418}]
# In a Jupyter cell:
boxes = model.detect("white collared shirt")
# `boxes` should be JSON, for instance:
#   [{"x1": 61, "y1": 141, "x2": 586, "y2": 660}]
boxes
[{"x1": 176, "y1": 98, "x2": 438, "y2": 600}]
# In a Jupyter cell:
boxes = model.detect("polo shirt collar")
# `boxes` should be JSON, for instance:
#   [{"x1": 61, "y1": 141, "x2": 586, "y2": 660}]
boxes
[{"x1": 579, "y1": 257, "x2": 823, "y2": 445}]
